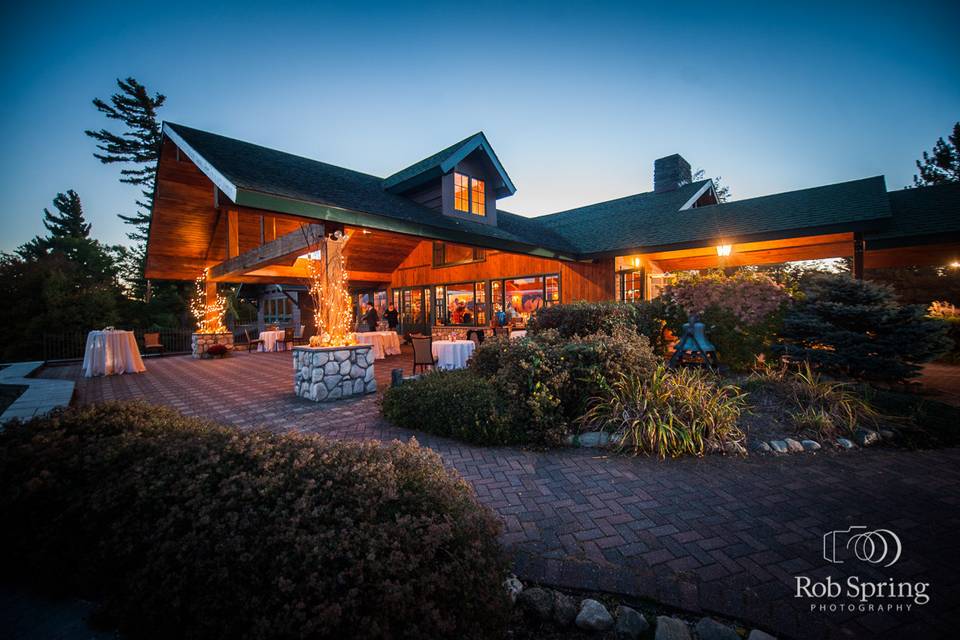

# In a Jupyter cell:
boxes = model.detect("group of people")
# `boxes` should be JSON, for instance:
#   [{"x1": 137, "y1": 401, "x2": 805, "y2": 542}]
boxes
[{"x1": 358, "y1": 301, "x2": 399, "y2": 333}]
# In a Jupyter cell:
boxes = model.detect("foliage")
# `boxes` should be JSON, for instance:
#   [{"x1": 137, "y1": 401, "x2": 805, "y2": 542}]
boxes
[
  {"x1": 41, "y1": 190, "x2": 91, "y2": 239},
  {"x1": 927, "y1": 301, "x2": 960, "y2": 363},
  {"x1": 662, "y1": 270, "x2": 790, "y2": 371},
  {"x1": 863, "y1": 267, "x2": 960, "y2": 306},
  {"x1": 859, "y1": 387, "x2": 960, "y2": 449},
  {"x1": 692, "y1": 168, "x2": 731, "y2": 202},
  {"x1": 580, "y1": 365, "x2": 746, "y2": 459},
  {"x1": 912, "y1": 121, "x2": 960, "y2": 187},
  {"x1": 381, "y1": 369, "x2": 510, "y2": 445},
  {"x1": 0, "y1": 402, "x2": 509, "y2": 640},
  {"x1": 745, "y1": 362, "x2": 881, "y2": 439},
  {"x1": 528, "y1": 299, "x2": 669, "y2": 352},
  {"x1": 775, "y1": 273, "x2": 953, "y2": 382}
]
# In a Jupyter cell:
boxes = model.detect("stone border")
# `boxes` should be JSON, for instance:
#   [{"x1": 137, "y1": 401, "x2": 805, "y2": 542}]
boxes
[{"x1": 0, "y1": 361, "x2": 74, "y2": 424}]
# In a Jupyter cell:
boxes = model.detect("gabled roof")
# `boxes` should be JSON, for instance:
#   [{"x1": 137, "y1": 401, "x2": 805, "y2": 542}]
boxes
[
  {"x1": 382, "y1": 131, "x2": 517, "y2": 198},
  {"x1": 533, "y1": 176, "x2": 892, "y2": 255},
  {"x1": 867, "y1": 182, "x2": 960, "y2": 248},
  {"x1": 162, "y1": 122, "x2": 572, "y2": 259}
]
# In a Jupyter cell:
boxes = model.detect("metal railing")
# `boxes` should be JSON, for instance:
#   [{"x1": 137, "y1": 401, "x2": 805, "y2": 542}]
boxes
[{"x1": 41, "y1": 328, "x2": 199, "y2": 362}]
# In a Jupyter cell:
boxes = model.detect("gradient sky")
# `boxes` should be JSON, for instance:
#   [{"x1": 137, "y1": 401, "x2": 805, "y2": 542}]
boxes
[{"x1": 1, "y1": 0, "x2": 957, "y2": 252}]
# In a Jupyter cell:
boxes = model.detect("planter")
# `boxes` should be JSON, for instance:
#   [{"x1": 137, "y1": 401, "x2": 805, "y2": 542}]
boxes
[
  {"x1": 191, "y1": 332, "x2": 234, "y2": 359},
  {"x1": 293, "y1": 345, "x2": 376, "y2": 401}
]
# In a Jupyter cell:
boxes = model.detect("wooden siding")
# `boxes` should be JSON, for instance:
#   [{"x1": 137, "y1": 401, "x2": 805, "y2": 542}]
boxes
[{"x1": 389, "y1": 241, "x2": 611, "y2": 303}]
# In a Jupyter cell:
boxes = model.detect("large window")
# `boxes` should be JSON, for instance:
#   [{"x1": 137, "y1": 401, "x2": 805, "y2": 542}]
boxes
[
  {"x1": 493, "y1": 274, "x2": 559, "y2": 324},
  {"x1": 432, "y1": 241, "x2": 485, "y2": 267},
  {"x1": 618, "y1": 270, "x2": 644, "y2": 302},
  {"x1": 445, "y1": 283, "x2": 477, "y2": 325},
  {"x1": 454, "y1": 172, "x2": 486, "y2": 216},
  {"x1": 263, "y1": 295, "x2": 293, "y2": 324}
]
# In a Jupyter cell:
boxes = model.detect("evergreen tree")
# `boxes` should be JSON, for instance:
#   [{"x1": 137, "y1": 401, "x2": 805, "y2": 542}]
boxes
[
  {"x1": 912, "y1": 122, "x2": 960, "y2": 187},
  {"x1": 775, "y1": 273, "x2": 952, "y2": 383},
  {"x1": 85, "y1": 77, "x2": 165, "y2": 241},
  {"x1": 42, "y1": 190, "x2": 90, "y2": 239}
]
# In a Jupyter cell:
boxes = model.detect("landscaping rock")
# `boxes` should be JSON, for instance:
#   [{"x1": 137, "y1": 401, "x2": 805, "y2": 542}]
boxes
[
  {"x1": 769, "y1": 440, "x2": 788, "y2": 453},
  {"x1": 614, "y1": 605, "x2": 649, "y2": 639},
  {"x1": 854, "y1": 428, "x2": 880, "y2": 447},
  {"x1": 750, "y1": 441, "x2": 772, "y2": 453},
  {"x1": 801, "y1": 439, "x2": 821, "y2": 451},
  {"x1": 503, "y1": 575, "x2": 523, "y2": 603},
  {"x1": 577, "y1": 431, "x2": 611, "y2": 448},
  {"x1": 517, "y1": 587, "x2": 554, "y2": 621},
  {"x1": 723, "y1": 441, "x2": 747, "y2": 456},
  {"x1": 836, "y1": 437, "x2": 855, "y2": 449},
  {"x1": 694, "y1": 616, "x2": 739, "y2": 640},
  {"x1": 747, "y1": 630, "x2": 777, "y2": 640},
  {"x1": 655, "y1": 615, "x2": 692, "y2": 640},
  {"x1": 553, "y1": 591, "x2": 578, "y2": 626},
  {"x1": 575, "y1": 599, "x2": 614, "y2": 631},
  {"x1": 783, "y1": 438, "x2": 804, "y2": 453}
]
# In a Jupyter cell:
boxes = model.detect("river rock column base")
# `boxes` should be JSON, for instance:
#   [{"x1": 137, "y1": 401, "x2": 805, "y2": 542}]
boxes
[
  {"x1": 293, "y1": 345, "x2": 376, "y2": 401},
  {"x1": 191, "y1": 332, "x2": 234, "y2": 358}
]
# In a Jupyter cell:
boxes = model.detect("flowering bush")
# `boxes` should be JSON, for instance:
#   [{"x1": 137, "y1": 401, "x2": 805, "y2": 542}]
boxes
[
  {"x1": 0, "y1": 402, "x2": 509, "y2": 640},
  {"x1": 663, "y1": 270, "x2": 791, "y2": 371}
]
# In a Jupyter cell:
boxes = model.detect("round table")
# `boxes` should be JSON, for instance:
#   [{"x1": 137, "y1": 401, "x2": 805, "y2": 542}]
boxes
[
  {"x1": 510, "y1": 330, "x2": 528, "y2": 338},
  {"x1": 431, "y1": 340, "x2": 475, "y2": 370},
  {"x1": 353, "y1": 331, "x2": 401, "y2": 360},
  {"x1": 82, "y1": 330, "x2": 146, "y2": 377},
  {"x1": 258, "y1": 330, "x2": 287, "y2": 352}
]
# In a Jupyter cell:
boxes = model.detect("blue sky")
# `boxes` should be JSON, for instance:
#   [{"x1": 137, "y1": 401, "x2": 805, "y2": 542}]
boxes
[{"x1": 1, "y1": 0, "x2": 957, "y2": 252}]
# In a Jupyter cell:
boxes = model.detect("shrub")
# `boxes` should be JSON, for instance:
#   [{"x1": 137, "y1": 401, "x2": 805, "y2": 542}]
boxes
[
  {"x1": 381, "y1": 369, "x2": 510, "y2": 445},
  {"x1": 746, "y1": 362, "x2": 880, "y2": 439},
  {"x1": 580, "y1": 365, "x2": 746, "y2": 458},
  {"x1": 928, "y1": 301, "x2": 960, "y2": 364},
  {"x1": 0, "y1": 402, "x2": 509, "y2": 640},
  {"x1": 528, "y1": 300, "x2": 669, "y2": 352},
  {"x1": 663, "y1": 270, "x2": 790, "y2": 371},
  {"x1": 775, "y1": 273, "x2": 953, "y2": 382}
]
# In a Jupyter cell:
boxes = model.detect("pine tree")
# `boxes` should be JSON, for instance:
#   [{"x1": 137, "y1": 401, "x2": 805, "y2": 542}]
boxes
[
  {"x1": 775, "y1": 273, "x2": 952, "y2": 382},
  {"x1": 42, "y1": 190, "x2": 90, "y2": 239},
  {"x1": 912, "y1": 122, "x2": 960, "y2": 187},
  {"x1": 85, "y1": 77, "x2": 166, "y2": 242}
]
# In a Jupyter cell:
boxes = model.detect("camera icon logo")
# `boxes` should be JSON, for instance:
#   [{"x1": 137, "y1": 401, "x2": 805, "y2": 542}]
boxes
[{"x1": 823, "y1": 527, "x2": 902, "y2": 567}]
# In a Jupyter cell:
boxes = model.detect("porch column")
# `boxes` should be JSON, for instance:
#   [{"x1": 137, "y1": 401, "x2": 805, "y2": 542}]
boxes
[
  {"x1": 853, "y1": 232, "x2": 865, "y2": 280},
  {"x1": 204, "y1": 280, "x2": 218, "y2": 328}
]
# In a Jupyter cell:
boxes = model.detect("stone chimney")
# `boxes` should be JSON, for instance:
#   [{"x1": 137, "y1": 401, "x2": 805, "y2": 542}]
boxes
[{"x1": 653, "y1": 154, "x2": 692, "y2": 193}]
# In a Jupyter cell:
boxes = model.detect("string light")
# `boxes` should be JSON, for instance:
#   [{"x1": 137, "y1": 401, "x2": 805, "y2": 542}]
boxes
[
  {"x1": 305, "y1": 229, "x2": 355, "y2": 347},
  {"x1": 190, "y1": 268, "x2": 227, "y2": 334}
]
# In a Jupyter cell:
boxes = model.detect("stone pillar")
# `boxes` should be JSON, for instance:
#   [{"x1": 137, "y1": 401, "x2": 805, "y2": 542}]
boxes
[{"x1": 293, "y1": 345, "x2": 376, "y2": 401}]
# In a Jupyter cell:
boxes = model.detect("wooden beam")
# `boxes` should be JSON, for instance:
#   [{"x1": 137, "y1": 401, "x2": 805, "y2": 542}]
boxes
[
  {"x1": 263, "y1": 215, "x2": 276, "y2": 242},
  {"x1": 226, "y1": 209, "x2": 239, "y2": 258},
  {"x1": 208, "y1": 223, "x2": 323, "y2": 281},
  {"x1": 853, "y1": 232, "x2": 865, "y2": 280}
]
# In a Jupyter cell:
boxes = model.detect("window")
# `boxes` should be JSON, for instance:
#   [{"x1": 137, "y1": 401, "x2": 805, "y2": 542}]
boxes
[
  {"x1": 618, "y1": 270, "x2": 644, "y2": 302},
  {"x1": 432, "y1": 241, "x2": 485, "y2": 267},
  {"x1": 263, "y1": 295, "x2": 293, "y2": 324},
  {"x1": 497, "y1": 274, "x2": 559, "y2": 323},
  {"x1": 445, "y1": 284, "x2": 476, "y2": 325},
  {"x1": 453, "y1": 172, "x2": 486, "y2": 216}
]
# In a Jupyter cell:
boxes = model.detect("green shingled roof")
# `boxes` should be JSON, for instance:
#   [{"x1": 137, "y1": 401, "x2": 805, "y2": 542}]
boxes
[
  {"x1": 164, "y1": 123, "x2": 569, "y2": 256},
  {"x1": 867, "y1": 182, "x2": 960, "y2": 248},
  {"x1": 535, "y1": 176, "x2": 891, "y2": 255}
]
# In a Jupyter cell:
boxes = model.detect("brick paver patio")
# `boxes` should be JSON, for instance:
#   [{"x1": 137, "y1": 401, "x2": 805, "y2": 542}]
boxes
[{"x1": 35, "y1": 351, "x2": 960, "y2": 639}]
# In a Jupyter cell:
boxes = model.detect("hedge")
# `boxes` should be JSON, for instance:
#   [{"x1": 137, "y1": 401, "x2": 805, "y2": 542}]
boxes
[{"x1": 0, "y1": 402, "x2": 510, "y2": 640}]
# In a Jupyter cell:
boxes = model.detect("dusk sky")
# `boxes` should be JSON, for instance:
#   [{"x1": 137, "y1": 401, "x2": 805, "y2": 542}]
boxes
[{"x1": 1, "y1": 0, "x2": 957, "y2": 252}]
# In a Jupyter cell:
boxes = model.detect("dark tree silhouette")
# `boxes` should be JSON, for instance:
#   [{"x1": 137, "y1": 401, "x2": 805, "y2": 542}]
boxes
[
  {"x1": 912, "y1": 122, "x2": 960, "y2": 187},
  {"x1": 42, "y1": 190, "x2": 90, "y2": 239}
]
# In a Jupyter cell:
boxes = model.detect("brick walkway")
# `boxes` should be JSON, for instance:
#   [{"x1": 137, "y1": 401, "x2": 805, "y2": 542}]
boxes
[{"x1": 34, "y1": 351, "x2": 960, "y2": 640}]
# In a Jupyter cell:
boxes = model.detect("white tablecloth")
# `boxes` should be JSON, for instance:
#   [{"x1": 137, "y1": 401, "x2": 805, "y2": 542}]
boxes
[
  {"x1": 511, "y1": 330, "x2": 528, "y2": 338},
  {"x1": 82, "y1": 330, "x2": 146, "y2": 378},
  {"x1": 431, "y1": 340, "x2": 475, "y2": 370},
  {"x1": 258, "y1": 330, "x2": 287, "y2": 352},
  {"x1": 353, "y1": 331, "x2": 401, "y2": 360}
]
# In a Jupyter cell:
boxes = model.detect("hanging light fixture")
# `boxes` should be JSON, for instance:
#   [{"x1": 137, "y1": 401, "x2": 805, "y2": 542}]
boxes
[{"x1": 716, "y1": 244, "x2": 732, "y2": 257}]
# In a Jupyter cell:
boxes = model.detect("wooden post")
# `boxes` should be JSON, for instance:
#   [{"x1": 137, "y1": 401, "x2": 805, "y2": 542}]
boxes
[
  {"x1": 853, "y1": 232, "x2": 865, "y2": 280},
  {"x1": 263, "y1": 215, "x2": 276, "y2": 242},
  {"x1": 227, "y1": 209, "x2": 239, "y2": 259},
  {"x1": 204, "y1": 280, "x2": 218, "y2": 329}
]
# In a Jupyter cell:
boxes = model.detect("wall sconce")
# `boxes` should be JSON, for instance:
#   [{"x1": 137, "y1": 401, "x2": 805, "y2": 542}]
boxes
[
  {"x1": 716, "y1": 244, "x2": 732, "y2": 257},
  {"x1": 632, "y1": 257, "x2": 641, "y2": 268}
]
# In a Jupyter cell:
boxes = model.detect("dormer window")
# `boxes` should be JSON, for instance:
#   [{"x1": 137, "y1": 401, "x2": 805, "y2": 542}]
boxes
[{"x1": 454, "y1": 172, "x2": 485, "y2": 216}]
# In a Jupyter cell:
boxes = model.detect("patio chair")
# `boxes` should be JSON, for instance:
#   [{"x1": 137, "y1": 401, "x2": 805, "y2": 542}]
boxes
[
  {"x1": 143, "y1": 332, "x2": 164, "y2": 355},
  {"x1": 282, "y1": 327, "x2": 295, "y2": 350},
  {"x1": 411, "y1": 336, "x2": 437, "y2": 375},
  {"x1": 293, "y1": 324, "x2": 308, "y2": 346},
  {"x1": 243, "y1": 328, "x2": 264, "y2": 352}
]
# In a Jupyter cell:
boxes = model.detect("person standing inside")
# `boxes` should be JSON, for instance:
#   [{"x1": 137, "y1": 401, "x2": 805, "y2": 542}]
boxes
[
  {"x1": 385, "y1": 302, "x2": 399, "y2": 331},
  {"x1": 362, "y1": 302, "x2": 379, "y2": 332}
]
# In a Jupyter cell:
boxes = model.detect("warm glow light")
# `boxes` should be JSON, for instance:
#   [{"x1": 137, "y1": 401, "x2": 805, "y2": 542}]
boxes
[
  {"x1": 716, "y1": 244, "x2": 733, "y2": 257},
  {"x1": 950, "y1": 261, "x2": 960, "y2": 269},
  {"x1": 304, "y1": 228, "x2": 355, "y2": 347},
  {"x1": 190, "y1": 268, "x2": 227, "y2": 334},
  {"x1": 632, "y1": 257, "x2": 641, "y2": 268}
]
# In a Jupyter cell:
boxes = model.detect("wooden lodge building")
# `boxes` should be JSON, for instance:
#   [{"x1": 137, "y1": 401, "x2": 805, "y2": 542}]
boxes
[{"x1": 147, "y1": 123, "x2": 960, "y2": 336}]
